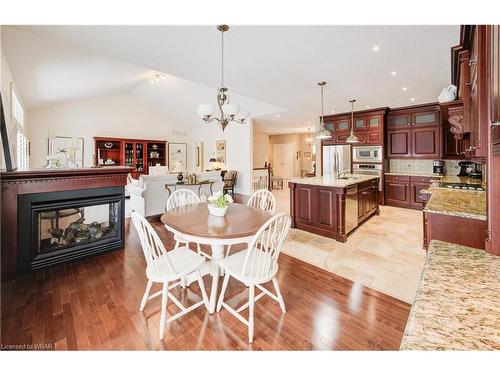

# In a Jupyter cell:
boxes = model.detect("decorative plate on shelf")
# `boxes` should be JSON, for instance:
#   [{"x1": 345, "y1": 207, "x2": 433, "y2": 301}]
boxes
[{"x1": 104, "y1": 142, "x2": 114, "y2": 148}]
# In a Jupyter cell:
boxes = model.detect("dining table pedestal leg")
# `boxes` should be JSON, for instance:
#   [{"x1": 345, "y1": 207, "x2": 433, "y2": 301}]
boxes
[{"x1": 207, "y1": 244, "x2": 224, "y2": 313}]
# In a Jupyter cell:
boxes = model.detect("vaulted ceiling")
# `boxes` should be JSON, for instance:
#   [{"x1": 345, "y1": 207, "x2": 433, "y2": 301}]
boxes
[{"x1": 2, "y1": 25, "x2": 459, "y2": 133}]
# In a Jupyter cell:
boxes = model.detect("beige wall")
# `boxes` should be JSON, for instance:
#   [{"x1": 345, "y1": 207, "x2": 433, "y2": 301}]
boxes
[
  {"x1": 268, "y1": 133, "x2": 315, "y2": 178},
  {"x1": 253, "y1": 131, "x2": 270, "y2": 168}
]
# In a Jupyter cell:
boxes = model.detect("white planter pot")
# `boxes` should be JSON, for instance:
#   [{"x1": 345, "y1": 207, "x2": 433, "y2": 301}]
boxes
[{"x1": 208, "y1": 204, "x2": 228, "y2": 217}]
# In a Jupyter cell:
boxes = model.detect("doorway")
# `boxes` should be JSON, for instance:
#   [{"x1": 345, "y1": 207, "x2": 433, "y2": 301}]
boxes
[{"x1": 273, "y1": 143, "x2": 295, "y2": 179}]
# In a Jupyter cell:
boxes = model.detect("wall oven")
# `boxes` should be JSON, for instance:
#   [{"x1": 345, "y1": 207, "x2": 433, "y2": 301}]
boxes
[
  {"x1": 353, "y1": 163, "x2": 383, "y2": 191},
  {"x1": 352, "y1": 146, "x2": 383, "y2": 163}
]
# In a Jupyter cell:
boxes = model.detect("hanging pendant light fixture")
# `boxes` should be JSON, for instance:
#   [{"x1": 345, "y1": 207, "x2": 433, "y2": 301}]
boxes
[
  {"x1": 315, "y1": 81, "x2": 331, "y2": 139},
  {"x1": 197, "y1": 25, "x2": 249, "y2": 131},
  {"x1": 346, "y1": 99, "x2": 360, "y2": 143}
]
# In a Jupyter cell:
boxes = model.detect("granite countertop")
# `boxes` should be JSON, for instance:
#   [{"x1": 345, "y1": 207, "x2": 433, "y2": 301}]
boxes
[
  {"x1": 288, "y1": 174, "x2": 378, "y2": 188},
  {"x1": 424, "y1": 188, "x2": 487, "y2": 221},
  {"x1": 400, "y1": 240, "x2": 500, "y2": 350}
]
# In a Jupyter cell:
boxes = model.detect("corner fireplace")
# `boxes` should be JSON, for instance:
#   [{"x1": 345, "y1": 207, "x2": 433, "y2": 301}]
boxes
[{"x1": 17, "y1": 186, "x2": 125, "y2": 274}]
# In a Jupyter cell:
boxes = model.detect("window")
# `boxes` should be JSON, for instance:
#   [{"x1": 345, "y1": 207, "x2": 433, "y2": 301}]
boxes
[
  {"x1": 17, "y1": 131, "x2": 29, "y2": 170},
  {"x1": 12, "y1": 86, "x2": 29, "y2": 169}
]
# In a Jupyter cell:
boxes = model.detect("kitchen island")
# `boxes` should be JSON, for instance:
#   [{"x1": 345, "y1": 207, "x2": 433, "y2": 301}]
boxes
[{"x1": 288, "y1": 175, "x2": 379, "y2": 242}]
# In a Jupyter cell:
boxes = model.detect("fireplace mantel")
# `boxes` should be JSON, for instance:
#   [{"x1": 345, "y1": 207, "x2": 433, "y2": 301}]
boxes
[{"x1": 1, "y1": 166, "x2": 133, "y2": 281}]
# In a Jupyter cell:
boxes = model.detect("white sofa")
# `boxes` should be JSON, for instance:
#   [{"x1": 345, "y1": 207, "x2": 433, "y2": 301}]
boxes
[{"x1": 127, "y1": 171, "x2": 224, "y2": 217}]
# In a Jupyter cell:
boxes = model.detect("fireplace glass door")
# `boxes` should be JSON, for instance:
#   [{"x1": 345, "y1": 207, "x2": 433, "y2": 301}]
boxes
[{"x1": 36, "y1": 201, "x2": 120, "y2": 254}]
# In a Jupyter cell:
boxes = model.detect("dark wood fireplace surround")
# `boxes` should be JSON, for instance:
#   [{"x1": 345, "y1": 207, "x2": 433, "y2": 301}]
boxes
[{"x1": 0, "y1": 167, "x2": 133, "y2": 281}]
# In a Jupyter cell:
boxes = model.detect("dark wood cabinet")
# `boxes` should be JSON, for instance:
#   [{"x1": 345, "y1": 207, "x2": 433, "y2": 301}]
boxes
[
  {"x1": 388, "y1": 113, "x2": 411, "y2": 129},
  {"x1": 385, "y1": 177, "x2": 410, "y2": 206},
  {"x1": 321, "y1": 108, "x2": 387, "y2": 146},
  {"x1": 385, "y1": 175, "x2": 433, "y2": 210},
  {"x1": 412, "y1": 126, "x2": 441, "y2": 158},
  {"x1": 94, "y1": 137, "x2": 167, "y2": 178},
  {"x1": 412, "y1": 110, "x2": 441, "y2": 127},
  {"x1": 423, "y1": 212, "x2": 487, "y2": 251},
  {"x1": 410, "y1": 182, "x2": 431, "y2": 209},
  {"x1": 387, "y1": 129, "x2": 411, "y2": 158},
  {"x1": 289, "y1": 179, "x2": 379, "y2": 242},
  {"x1": 386, "y1": 104, "x2": 442, "y2": 159}
]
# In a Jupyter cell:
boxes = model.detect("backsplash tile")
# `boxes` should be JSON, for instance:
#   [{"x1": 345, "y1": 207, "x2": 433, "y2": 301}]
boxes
[
  {"x1": 389, "y1": 159, "x2": 433, "y2": 174},
  {"x1": 389, "y1": 159, "x2": 480, "y2": 176}
]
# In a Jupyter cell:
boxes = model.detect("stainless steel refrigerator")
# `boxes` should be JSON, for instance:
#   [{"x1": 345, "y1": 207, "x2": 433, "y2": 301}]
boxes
[{"x1": 322, "y1": 145, "x2": 351, "y2": 176}]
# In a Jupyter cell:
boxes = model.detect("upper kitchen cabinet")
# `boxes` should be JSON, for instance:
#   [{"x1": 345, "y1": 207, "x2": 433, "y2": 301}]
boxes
[
  {"x1": 387, "y1": 104, "x2": 442, "y2": 159},
  {"x1": 450, "y1": 26, "x2": 490, "y2": 160},
  {"x1": 321, "y1": 108, "x2": 387, "y2": 146}
]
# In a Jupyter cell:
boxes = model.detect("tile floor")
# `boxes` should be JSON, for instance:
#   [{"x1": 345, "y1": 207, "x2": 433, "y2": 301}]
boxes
[{"x1": 273, "y1": 181, "x2": 426, "y2": 303}]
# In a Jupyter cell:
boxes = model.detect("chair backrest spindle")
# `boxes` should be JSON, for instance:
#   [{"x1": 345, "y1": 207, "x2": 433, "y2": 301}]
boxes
[
  {"x1": 241, "y1": 213, "x2": 291, "y2": 281},
  {"x1": 247, "y1": 189, "x2": 276, "y2": 214},
  {"x1": 166, "y1": 189, "x2": 201, "y2": 211},
  {"x1": 131, "y1": 211, "x2": 176, "y2": 275}
]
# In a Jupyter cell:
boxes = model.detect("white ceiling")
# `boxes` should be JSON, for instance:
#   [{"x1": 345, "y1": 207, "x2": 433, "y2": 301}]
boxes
[
  {"x1": 3, "y1": 25, "x2": 459, "y2": 133},
  {"x1": 2, "y1": 27, "x2": 153, "y2": 108}
]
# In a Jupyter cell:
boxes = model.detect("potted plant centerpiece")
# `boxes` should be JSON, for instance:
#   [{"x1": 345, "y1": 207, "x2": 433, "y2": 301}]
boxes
[{"x1": 207, "y1": 191, "x2": 233, "y2": 216}]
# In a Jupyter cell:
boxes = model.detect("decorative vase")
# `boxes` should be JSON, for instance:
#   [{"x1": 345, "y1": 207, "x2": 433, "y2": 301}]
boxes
[{"x1": 208, "y1": 204, "x2": 228, "y2": 217}]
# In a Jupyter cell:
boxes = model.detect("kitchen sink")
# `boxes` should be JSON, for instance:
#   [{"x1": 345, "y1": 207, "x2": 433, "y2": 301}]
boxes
[{"x1": 338, "y1": 176, "x2": 361, "y2": 180}]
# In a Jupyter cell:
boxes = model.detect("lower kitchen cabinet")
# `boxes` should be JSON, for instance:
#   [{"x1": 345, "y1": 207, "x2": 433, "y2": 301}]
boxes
[
  {"x1": 289, "y1": 178, "x2": 379, "y2": 242},
  {"x1": 423, "y1": 212, "x2": 487, "y2": 250},
  {"x1": 385, "y1": 175, "x2": 434, "y2": 210},
  {"x1": 385, "y1": 175, "x2": 410, "y2": 206}
]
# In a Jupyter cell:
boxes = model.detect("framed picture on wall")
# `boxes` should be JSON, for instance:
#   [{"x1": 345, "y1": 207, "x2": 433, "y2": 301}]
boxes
[
  {"x1": 168, "y1": 142, "x2": 187, "y2": 171},
  {"x1": 216, "y1": 140, "x2": 226, "y2": 155},
  {"x1": 48, "y1": 136, "x2": 84, "y2": 167},
  {"x1": 304, "y1": 151, "x2": 312, "y2": 158},
  {"x1": 216, "y1": 154, "x2": 226, "y2": 165}
]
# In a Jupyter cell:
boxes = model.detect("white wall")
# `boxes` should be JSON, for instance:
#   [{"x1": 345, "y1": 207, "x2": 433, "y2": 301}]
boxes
[
  {"x1": 192, "y1": 119, "x2": 254, "y2": 196},
  {"x1": 26, "y1": 93, "x2": 192, "y2": 168}
]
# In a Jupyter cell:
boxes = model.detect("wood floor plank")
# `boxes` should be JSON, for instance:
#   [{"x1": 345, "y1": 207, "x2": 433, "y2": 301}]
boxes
[{"x1": 1, "y1": 213, "x2": 411, "y2": 350}]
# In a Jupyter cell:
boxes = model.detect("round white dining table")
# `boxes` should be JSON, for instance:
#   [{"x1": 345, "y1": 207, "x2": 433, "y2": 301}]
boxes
[{"x1": 160, "y1": 202, "x2": 272, "y2": 313}]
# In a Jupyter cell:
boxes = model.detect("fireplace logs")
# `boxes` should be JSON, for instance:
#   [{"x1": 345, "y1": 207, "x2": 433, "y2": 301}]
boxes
[{"x1": 47, "y1": 217, "x2": 113, "y2": 247}]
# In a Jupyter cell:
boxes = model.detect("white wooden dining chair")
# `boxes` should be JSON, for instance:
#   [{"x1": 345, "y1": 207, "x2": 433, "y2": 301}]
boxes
[
  {"x1": 216, "y1": 212, "x2": 291, "y2": 343},
  {"x1": 247, "y1": 189, "x2": 276, "y2": 214},
  {"x1": 225, "y1": 189, "x2": 276, "y2": 257},
  {"x1": 131, "y1": 211, "x2": 209, "y2": 340},
  {"x1": 166, "y1": 189, "x2": 211, "y2": 260}
]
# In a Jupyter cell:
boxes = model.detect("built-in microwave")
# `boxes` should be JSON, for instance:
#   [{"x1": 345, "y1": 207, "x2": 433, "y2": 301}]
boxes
[{"x1": 352, "y1": 146, "x2": 383, "y2": 163}]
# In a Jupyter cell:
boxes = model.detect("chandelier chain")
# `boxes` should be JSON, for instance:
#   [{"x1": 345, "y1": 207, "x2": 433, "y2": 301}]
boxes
[
  {"x1": 320, "y1": 84, "x2": 325, "y2": 125},
  {"x1": 221, "y1": 28, "x2": 224, "y2": 88}
]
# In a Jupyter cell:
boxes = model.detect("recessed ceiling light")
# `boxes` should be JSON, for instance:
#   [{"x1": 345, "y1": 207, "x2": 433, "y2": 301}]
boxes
[
  {"x1": 410, "y1": 97, "x2": 415, "y2": 102},
  {"x1": 276, "y1": 114, "x2": 280, "y2": 118},
  {"x1": 330, "y1": 110, "x2": 335, "y2": 114},
  {"x1": 391, "y1": 71, "x2": 397, "y2": 76},
  {"x1": 372, "y1": 45, "x2": 380, "y2": 52},
  {"x1": 402, "y1": 86, "x2": 408, "y2": 91},
  {"x1": 365, "y1": 105, "x2": 370, "y2": 108}
]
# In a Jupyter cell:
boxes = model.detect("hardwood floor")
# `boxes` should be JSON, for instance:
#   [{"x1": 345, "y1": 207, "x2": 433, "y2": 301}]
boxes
[{"x1": 1, "y1": 217, "x2": 411, "y2": 350}]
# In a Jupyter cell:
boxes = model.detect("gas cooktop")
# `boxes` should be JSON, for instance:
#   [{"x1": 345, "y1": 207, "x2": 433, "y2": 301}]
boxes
[{"x1": 438, "y1": 182, "x2": 485, "y2": 191}]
